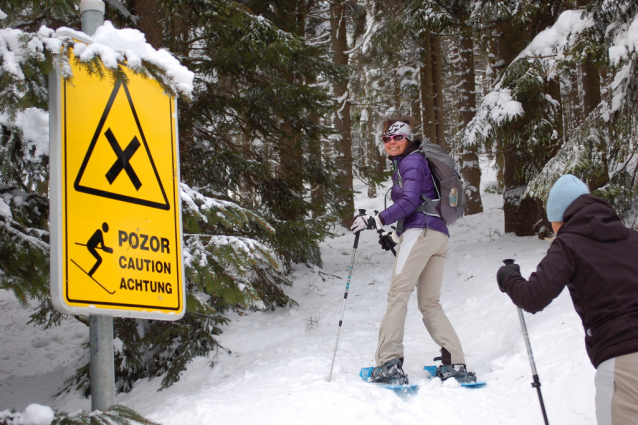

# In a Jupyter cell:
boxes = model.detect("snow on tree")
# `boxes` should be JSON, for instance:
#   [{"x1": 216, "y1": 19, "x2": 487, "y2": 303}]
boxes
[
  {"x1": 467, "y1": 1, "x2": 638, "y2": 231},
  {"x1": 465, "y1": 3, "x2": 606, "y2": 235}
]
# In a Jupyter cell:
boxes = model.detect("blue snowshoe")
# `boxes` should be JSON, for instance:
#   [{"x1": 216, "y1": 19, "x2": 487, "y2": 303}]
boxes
[
  {"x1": 360, "y1": 359, "x2": 419, "y2": 397},
  {"x1": 424, "y1": 356, "x2": 485, "y2": 388}
]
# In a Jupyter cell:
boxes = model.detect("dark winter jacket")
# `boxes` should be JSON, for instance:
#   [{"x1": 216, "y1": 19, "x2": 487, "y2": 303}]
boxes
[
  {"x1": 501, "y1": 194, "x2": 638, "y2": 368},
  {"x1": 378, "y1": 140, "x2": 448, "y2": 237}
]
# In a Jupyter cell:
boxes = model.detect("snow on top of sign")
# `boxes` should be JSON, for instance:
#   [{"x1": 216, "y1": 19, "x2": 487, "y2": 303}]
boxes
[
  {"x1": 0, "y1": 22, "x2": 192, "y2": 99},
  {"x1": 56, "y1": 21, "x2": 194, "y2": 98}
]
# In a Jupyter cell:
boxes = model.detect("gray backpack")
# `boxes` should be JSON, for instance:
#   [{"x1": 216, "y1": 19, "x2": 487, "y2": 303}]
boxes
[{"x1": 393, "y1": 141, "x2": 465, "y2": 230}]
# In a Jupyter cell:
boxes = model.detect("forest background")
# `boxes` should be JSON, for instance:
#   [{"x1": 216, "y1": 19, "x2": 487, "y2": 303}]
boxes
[{"x1": 1, "y1": 0, "x2": 638, "y2": 417}]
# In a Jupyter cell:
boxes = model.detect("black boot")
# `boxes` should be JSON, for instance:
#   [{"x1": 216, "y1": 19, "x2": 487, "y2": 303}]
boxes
[
  {"x1": 435, "y1": 364, "x2": 477, "y2": 383},
  {"x1": 370, "y1": 359, "x2": 409, "y2": 385}
]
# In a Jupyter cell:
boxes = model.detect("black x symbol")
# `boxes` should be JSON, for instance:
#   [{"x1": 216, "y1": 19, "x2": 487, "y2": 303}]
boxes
[{"x1": 104, "y1": 128, "x2": 142, "y2": 190}]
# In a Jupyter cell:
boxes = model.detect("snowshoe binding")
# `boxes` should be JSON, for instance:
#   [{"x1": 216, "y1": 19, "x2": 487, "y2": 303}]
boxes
[
  {"x1": 435, "y1": 364, "x2": 477, "y2": 384},
  {"x1": 424, "y1": 349, "x2": 484, "y2": 387},
  {"x1": 360, "y1": 358, "x2": 418, "y2": 397},
  {"x1": 370, "y1": 358, "x2": 409, "y2": 385}
]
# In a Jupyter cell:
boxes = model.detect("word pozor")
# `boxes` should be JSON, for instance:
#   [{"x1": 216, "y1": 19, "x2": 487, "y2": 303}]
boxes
[{"x1": 118, "y1": 230, "x2": 170, "y2": 253}]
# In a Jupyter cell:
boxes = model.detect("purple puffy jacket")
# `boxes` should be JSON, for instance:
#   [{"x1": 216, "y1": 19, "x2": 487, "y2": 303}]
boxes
[{"x1": 378, "y1": 142, "x2": 449, "y2": 237}]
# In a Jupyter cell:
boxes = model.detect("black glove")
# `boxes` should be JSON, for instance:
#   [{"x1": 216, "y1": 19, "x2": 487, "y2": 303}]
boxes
[
  {"x1": 497, "y1": 263, "x2": 521, "y2": 292},
  {"x1": 378, "y1": 232, "x2": 397, "y2": 252}
]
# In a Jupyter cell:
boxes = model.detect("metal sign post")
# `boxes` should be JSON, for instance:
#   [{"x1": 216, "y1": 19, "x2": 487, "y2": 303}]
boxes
[{"x1": 81, "y1": 0, "x2": 115, "y2": 412}]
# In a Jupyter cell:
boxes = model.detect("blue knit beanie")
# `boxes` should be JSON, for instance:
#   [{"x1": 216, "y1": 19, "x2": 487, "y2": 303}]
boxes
[{"x1": 546, "y1": 174, "x2": 590, "y2": 222}]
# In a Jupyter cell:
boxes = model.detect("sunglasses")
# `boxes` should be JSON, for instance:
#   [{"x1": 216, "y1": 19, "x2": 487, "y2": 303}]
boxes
[{"x1": 382, "y1": 134, "x2": 409, "y2": 143}]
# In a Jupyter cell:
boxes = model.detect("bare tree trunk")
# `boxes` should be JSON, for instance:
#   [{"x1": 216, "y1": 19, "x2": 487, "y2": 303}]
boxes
[
  {"x1": 330, "y1": 2, "x2": 354, "y2": 227},
  {"x1": 365, "y1": 106, "x2": 378, "y2": 198},
  {"x1": 568, "y1": 62, "x2": 583, "y2": 131},
  {"x1": 548, "y1": 76, "x2": 564, "y2": 145},
  {"x1": 131, "y1": 0, "x2": 163, "y2": 48},
  {"x1": 411, "y1": 90, "x2": 422, "y2": 136},
  {"x1": 457, "y1": 26, "x2": 483, "y2": 215},
  {"x1": 278, "y1": 121, "x2": 304, "y2": 219},
  {"x1": 309, "y1": 95, "x2": 325, "y2": 211},
  {"x1": 240, "y1": 130, "x2": 255, "y2": 208},
  {"x1": 431, "y1": 33, "x2": 447, "y2": 151},
  {"x1": 582, "y1": 61, "x2": 601, "y2": 116},
  {"x1": 494, "y1": 21, "x2": 543, "y2": 235},
  {"x1": 297, "y1": 1, "x2": 325, "y2": 214},
  {"x1": 419, "y1": 30, "x2": 436, "y2": 143}
]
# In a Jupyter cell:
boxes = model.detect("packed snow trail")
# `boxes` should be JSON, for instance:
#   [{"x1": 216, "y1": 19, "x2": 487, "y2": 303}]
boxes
[{"x1": 0, "y1": 162, "x2": 597, "y2": 424}]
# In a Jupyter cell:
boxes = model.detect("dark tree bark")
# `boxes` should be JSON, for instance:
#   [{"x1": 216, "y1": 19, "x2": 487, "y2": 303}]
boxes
[
  {"x1": 131, "y1": 0, "x2": 163, "y2": 48},
  {"x1": 568, "y1": 62, "x2": 583, "y2": 130},
  {"x1": 431, "y1": 33, "x2": 447, "y2": 151},
  {"x1": 457, "y1": 26, "x2": 483, "y2": 215},
  {"x1": 582, "y1": 61, "x2": 601, "y2": 116},
  {"x1": 411, "y1": 89, "x2": 422, "y2": 135},
  {"x1": 548, "y1": 76, "x2": 564, "y2": 143},
  {"x1": 494, "y1": 20, "x2": 540, "y2": 235},
  {"x1": 419, "y1": 30, "x2": 437, "y2": 144},
  {"x1": 330, "y1": 1, "x2": 354, "y2": 227},
  {"x1": 365, "y1": 106, "x2": 378, "y2": 198},
  {"x1": 582, "y1": 62, "x2": 608, "y2": 190}
]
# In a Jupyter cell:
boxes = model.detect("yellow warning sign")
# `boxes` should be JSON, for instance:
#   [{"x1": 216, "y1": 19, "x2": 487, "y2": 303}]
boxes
[{"x1": 50, "y1": 44, "x2": 184, "y2": 319}]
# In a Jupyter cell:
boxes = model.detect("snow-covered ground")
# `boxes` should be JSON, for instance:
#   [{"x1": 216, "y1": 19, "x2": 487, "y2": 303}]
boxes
[{"x1": 0, "y1": 158, "x2": 596, "y2": 424}]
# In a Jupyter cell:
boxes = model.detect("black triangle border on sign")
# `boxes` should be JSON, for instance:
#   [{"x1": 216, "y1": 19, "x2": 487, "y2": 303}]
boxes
[{"x1": 74, "y1": 79, "x2": 171, "y2": 211}]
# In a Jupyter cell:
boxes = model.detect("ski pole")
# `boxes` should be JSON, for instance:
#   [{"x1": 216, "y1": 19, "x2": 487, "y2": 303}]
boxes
[
  {"x1": 327, "y1": 209, "x2": 365, "y2": 382},
  {"x1": 503, "y1": 259, "x2": 550, "y2": 425}
]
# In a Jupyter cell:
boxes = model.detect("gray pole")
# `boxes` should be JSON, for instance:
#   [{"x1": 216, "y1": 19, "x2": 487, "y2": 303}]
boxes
[
  {"x1": 79, "y1": 0, "x2": 114, "y2": 412},
  {"x1": 80, "y1": 0, "x2": 105, "y2": 37},
  {"x1": 503, "y1": 260, "x2": 549, "y2": 425},
  {"x1": 89, "y1": 315, "x2": 115, "y2": 411},
  {"x1": 327, "y1": 209, "x2": 365, "y2": 382}
]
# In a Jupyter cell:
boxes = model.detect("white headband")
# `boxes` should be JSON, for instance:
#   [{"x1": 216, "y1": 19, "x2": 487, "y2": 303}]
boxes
[{"x1": 386, "y1": 121, "x2": 412, "y2": 139}]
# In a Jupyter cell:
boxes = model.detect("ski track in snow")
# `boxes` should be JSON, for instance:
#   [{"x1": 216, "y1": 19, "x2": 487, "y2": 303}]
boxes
[{"x1": 0, "y1": 157, "x2": 596, "y2": 424}]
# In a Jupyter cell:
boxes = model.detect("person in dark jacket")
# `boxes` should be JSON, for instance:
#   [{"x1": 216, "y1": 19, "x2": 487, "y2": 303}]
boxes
[
  {"x1": 351, "y1": 117, "x2": 473, "y2": 385},
  {"x1": 497, "y1": 174, "x2": 638, "y2": 425}
]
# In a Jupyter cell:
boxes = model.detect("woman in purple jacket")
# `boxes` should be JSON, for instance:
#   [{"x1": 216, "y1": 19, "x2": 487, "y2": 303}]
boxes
[{"x1": 351, "y1": 117, "x2": 473, "y2": 385}]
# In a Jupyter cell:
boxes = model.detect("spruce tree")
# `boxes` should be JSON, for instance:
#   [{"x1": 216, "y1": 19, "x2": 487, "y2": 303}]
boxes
[
  {"x1": 526, "y1": 1, "x2": 638, "y2": 225},
  {"x1": 465, "y1": 0, "x2": 566, "y2": 235}
]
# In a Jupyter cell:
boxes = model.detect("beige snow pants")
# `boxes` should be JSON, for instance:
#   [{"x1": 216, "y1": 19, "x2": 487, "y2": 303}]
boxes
[
  {"x1": 375, "y1": 228, "x2": 465, "y2": 366},
  {"x1": 595, "y1": 352, "x2": 638, "y2": 425}
]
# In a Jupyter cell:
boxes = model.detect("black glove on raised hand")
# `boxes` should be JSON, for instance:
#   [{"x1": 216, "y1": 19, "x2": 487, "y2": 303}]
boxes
[
  {"x1": 497, "y1": 262, "x2": 521, "y2": 292},
  {"x1": 378, "y1": 232, "x2": 397, "y2": 252}
]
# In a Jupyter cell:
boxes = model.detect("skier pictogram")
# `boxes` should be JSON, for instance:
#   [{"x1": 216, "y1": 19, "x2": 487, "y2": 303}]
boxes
[{"x1": 71, "y1": 222, "x2": 116, "y2": 295}]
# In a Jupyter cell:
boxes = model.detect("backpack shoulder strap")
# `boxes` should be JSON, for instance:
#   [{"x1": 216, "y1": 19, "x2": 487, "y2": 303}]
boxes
[{"x1": 394, "y1": 153, "x2": 441, "y2": 233}]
